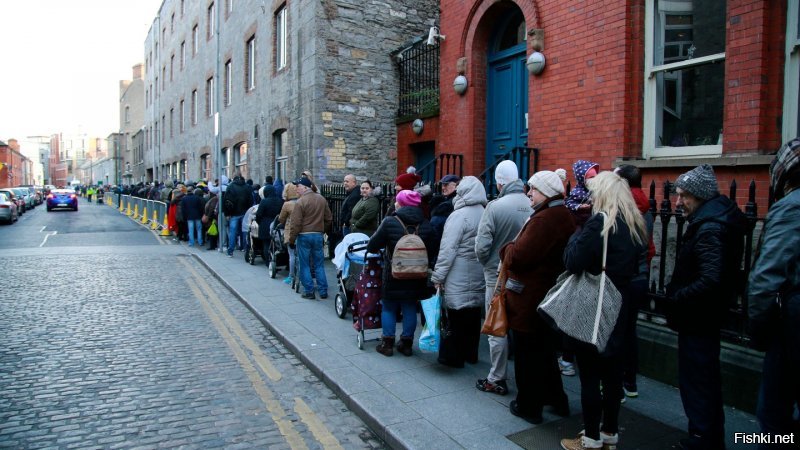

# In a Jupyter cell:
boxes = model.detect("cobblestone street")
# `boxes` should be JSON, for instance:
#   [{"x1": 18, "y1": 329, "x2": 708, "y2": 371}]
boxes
[{"x1": 0, "y1": 246, "x2": 383, "y2": 449}]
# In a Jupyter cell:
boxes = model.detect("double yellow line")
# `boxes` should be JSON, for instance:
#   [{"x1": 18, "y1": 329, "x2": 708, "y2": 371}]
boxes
[{"x1": 179, "y1": 258, "x2": 343, "y2": 450}]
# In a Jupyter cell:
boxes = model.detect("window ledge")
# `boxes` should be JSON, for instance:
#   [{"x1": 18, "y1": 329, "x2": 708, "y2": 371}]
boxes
[{"x1": 614, "y1": 155, "x2": 774, "y2": 169}]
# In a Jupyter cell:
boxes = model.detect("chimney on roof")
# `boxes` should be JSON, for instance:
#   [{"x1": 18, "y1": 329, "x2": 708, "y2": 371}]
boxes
[{"x1": 132, "y1": 63, "x2": 144, "y2": 80}]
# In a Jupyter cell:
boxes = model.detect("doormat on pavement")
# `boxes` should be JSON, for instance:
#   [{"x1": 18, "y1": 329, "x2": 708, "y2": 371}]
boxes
[{"x1": 506, "y1": 407, "x2": 685, "y2": 449}]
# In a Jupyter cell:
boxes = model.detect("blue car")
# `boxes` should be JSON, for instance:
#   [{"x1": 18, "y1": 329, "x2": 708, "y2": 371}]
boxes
[{"x1": 46, "y1": 189, "x2": 79, "y2": 212}]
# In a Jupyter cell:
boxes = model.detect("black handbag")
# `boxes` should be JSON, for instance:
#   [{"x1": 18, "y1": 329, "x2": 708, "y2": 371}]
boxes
[{"x1": 437, "y1": 292, "x2": 463, "y2": 368}]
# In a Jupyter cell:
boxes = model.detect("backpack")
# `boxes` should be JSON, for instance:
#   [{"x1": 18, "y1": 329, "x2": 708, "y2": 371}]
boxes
[
  {"x1": 391, "y1": 216, "x2": 429, "y2": 279},
  {"x1": 223, "y1": 195, "x2": 235, "y2": 216}
]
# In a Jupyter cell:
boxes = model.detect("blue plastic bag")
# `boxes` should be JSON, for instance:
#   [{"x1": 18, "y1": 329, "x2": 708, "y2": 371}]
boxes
[{"x1": 418, "y1": 289, "x2": 441, "y2": 353}]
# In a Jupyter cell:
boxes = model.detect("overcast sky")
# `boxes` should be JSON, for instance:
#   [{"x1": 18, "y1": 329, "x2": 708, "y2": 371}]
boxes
[{"x1": 0, "y1": 0, "x2": 163, "y2": 142}]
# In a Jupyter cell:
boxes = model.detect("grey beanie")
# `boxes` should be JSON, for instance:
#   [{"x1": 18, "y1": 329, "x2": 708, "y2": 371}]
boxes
[{"x1": 675, "y1": 164, "x2": 719, "y2": 200}]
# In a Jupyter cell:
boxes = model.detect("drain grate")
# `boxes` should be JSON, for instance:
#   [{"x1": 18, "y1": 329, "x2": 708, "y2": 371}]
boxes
[{"x1": 507, "y1": 408, "x2": 685, "y2": 449}]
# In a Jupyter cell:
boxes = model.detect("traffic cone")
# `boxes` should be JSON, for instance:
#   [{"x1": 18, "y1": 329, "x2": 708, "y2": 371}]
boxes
[
  {"x1": 160, "y1": 209, "x2": 171, "y2": 236},
  {"x1": 133, "y1": 203, "x2": 139, "y2": 219},
  {"x1": 126, "y1": 200, "x2": 132, "y2": 216},
  {"x1": 141, "y1": 205, "x2": 148, "y2": 224},
  {"x1": 151, "y1": 209, "x2": 159, "y2": 229}
]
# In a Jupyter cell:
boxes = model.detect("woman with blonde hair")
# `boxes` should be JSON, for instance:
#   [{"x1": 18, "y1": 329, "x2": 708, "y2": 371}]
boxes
[{"x1": 559, "y1": 171, "x2": 647, "y2": 450}]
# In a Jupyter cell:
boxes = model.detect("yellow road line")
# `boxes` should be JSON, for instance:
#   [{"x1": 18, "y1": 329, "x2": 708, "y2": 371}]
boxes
[
  {"x1": 180, "y1": 259, "x2": 281, "y2": 381},
  {"x1": 186, "y1": 281, "x2": 308, "y2": 450},
  {"x1": 294, "y1": 398, "x2": 344, "y2": 450}
]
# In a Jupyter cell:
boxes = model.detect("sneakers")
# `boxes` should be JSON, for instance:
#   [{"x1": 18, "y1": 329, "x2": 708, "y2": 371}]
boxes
[
  {"x1": 623, "y1": 382, "x2": 638, "y2": 398},
  {"x1": 283, "y1": 276, "x2": 293, "y2": 285},
  {"x1": 319, "y1": 293, "x2": 328, "y2": 299},
  {"x1": 559, "y1": 357, "x2": 576, "y2": 376},
  {"x1": 301, "y1": 292, "x2": 315, "y2": 300},
  {"x1": 476, "y1": 378, "x2": 508, "y2": 396},
  {"x1": 565, "y1": 430, "x2": 618, "y2": 450}
]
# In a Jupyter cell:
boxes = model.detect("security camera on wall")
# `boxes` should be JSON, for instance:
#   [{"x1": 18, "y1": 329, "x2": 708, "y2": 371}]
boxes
[{"x1": 426, "y1": 26, "x2": 445, "y2": 46}]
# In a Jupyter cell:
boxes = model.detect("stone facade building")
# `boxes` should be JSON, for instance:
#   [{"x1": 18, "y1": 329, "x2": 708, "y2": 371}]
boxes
[
  {"x1": 143, "y1": 0, "x2": 438, "y2": 186},
  {"x1": 119, "y1": 64, "x2": 146, "y2": 183}
]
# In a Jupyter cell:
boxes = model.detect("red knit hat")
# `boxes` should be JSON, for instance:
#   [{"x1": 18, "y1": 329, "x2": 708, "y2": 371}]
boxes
[{"x1": 394, "y1": 172, "x2": 421, "y2": 190}]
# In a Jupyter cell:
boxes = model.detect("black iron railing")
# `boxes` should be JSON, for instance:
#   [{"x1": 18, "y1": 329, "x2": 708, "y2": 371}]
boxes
[
  {"x1": 478, "y1": 147, "x2": 540, "y2": 198},
  {"x1": 396, "y1": 40, "x2": 440, "y2": 120},
  {"x1": 415, "y1": 153, "x2": 464, "y2": 190}
]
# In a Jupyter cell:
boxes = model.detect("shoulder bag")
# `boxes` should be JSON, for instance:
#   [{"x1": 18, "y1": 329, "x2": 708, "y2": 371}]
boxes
[{"x1": 481, "y1": 263, "x2": 508, "y2": 337}]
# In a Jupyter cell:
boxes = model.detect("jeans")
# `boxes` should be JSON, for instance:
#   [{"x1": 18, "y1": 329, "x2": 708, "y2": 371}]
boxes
[
  {"x1": 296, "y1": 233, "x2": 327, "y2": 295},
  {"x1": 381, "y1": 298, "x2": 417, "y2": 338},
  {"x1": 678, "y1": 334, "x2": 726, "y2": 450},
  {"x1": 227, "y1": 215, "x2": 243, "y2": 255},
  {"x1": 187, "y1": 219, "x2": 203, "y2": 246}
]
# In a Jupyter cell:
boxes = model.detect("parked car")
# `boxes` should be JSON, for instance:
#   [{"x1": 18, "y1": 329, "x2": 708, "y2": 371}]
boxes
[
  {"x1": 12, "y1": 187, "x2": 34, "y2": 210},
  {"x1": 0, "y1": 189, "x2": 24, "y2": 215},
  {"x1": 0, "y1": 192, "x2": 18, "y2": 224},
  {"x1": 46, "y1": 189, "x2": 79, "y2": 211}
]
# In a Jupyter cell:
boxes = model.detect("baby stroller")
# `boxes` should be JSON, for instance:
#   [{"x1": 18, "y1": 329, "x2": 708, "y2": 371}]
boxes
[
  {"x1": 333, "y1": 233, "x2": 383, "y2": 349},
  {"x1": 96, "y1": 190, "x2": 104, "y2": 204},
  {"x1": 245, "y1": 207, "x2": 267, "y2": 265},
  {"x1": 267, "y1": 216, "x2": 290, "y2": 279}
]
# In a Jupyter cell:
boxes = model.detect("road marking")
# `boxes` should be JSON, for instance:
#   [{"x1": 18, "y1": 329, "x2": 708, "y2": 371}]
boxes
[
  {"x1": 40, "y1": 226, "x2": 46, "y2": 232},
  {"x1": 179, "y1": 260, "x2": 281, "y2": 381},
  {"x1": 294, "y1": 398, "x2": 345, "y2": 450},
  {"x1": 39, "y1": 231, "x2": 57, "y2": 247}
]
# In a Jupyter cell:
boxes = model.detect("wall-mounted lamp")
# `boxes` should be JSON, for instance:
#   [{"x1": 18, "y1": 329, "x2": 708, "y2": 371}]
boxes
[
  {"x1": 526, "y1": 51, "x2": 546, "y2": 75},
  {"x1": 453, "y1": 75, "x2": 468, "y2": 95},
  {"x1": 412, "y1": 119, "x2": 424, "y2": 135},
  {"x1": 426, "y1": 26, "x2": 445, "y2": 46}
]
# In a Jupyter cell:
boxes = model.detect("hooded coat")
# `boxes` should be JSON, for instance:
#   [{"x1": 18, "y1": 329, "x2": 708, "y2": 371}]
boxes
[
  {"x1": 430, "y1": 176, "x2": 487, "y2": 310},
  {"x1": 368, "y1": 205, "x2": 437, "y2": 301},
  {"x1": 666, "y1": 194, "x2": 747, "y2": 335},
  {"x1": 474, "y1": 178, "x2": 532, "y2": 272},
  {"x1": 565, "y1": 159, "x2": 599, "y2": 227},
  {"x1": 255, "y1": 185, "x2": 283, "y2": 240}
]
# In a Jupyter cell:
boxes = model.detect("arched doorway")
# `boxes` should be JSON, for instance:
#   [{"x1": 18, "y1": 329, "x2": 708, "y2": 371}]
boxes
[{"x1": 486, "y1": 9, "x2": 528, "y2": 168}]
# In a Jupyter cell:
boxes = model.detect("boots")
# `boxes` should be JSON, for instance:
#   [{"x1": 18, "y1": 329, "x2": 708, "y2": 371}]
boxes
[
  {"x1": 376, "y1": 336, "x2": 395, "y2": 356},
  {"x1": 396, "y1": 337, "x2": 413, "y2": 357}
]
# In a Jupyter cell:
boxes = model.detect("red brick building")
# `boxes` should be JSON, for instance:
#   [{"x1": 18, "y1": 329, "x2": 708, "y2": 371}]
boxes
[
  {"x1": 0, "y1": 139, "x2": 33, "y2": 188},
  {"x1": 396, "y1": 0, "x2": 799, "y2": 212}
]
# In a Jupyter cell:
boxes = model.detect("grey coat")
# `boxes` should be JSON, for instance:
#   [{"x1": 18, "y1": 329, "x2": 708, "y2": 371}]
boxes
[
  {"x1": 431, "y1": 176, "x2": 487, "y2": 310},
  {"x1": 474, "y1": 179, "x2": 532, "y2": 272}
]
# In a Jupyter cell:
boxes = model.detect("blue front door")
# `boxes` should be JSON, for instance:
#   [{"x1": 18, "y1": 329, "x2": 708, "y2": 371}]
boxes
[{"x1": 487, "y1": 47, "x2": 529, "y2": 167}]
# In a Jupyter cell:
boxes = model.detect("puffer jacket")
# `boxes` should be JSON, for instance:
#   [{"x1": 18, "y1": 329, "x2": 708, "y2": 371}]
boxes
[
  {"x1": 255, "y1": 185, "x2": 283, "y2": 240},
  {"x1": 666, "y1": 194, "x2": 747, "y2": 335},
  {"x1": 431, "y1": 176, "x2": 487, "y2": 310},
  {"x1": 747, "y1": 188, "x2": 800, "y2": 351},
  {"x1": 474, "y1": 179, "x2": 532, "y2": 272},
  {"x1": 350, "y1": 195, "x2": 380, "y2": 236},
  {"x1": 367, "y1": 205, "x2": 437, "y2": 302}
]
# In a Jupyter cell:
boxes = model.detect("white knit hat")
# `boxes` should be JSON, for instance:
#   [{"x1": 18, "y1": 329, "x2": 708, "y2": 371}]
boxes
[
  {"x1": 528, "y1": 169, "x2": 568, "y2": 198},
  {"x1": 495, "y1": 160, "x2": 519, "y2": 185}
]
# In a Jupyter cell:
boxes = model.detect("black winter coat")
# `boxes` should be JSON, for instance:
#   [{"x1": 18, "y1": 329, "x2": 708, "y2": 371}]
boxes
[
  {"x1": 180, "y1": 192, "x2": 205, "y2": 221},
  {"x1": 564, "y1": 212, "x2": 645, "y2": 356},
  {"x1": 666, "y1": 195, "x2": 746, "y2": 335},
  {"x1": 255, "y1": 186, "x2": 283, "y2": 240},
  {"x1": 367, "y1": 206, "x2": 437, "y2": 302},
  {"x1": 224, "y1": 178, "x2": 253, "y2": 217},
  {"x1": 340, "y1": 188, "x2": 361, "y2": 228}
]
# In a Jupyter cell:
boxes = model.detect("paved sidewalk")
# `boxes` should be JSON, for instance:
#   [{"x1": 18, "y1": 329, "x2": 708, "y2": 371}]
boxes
[{"x1": 185, "y1": 243, "x2": 759, "y2": 449}]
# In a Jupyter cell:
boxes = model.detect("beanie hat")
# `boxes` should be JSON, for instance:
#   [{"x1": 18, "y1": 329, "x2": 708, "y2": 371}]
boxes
[
  {"x1": 528, "y1": 169, "x2": 567, "y2": 198},
  {"x1": 675, "y1": 164, "x2": 719, "y2": 200},
  {"x1": 495, "y1": 160, "x2": 519, "y2": 185},
  {"x1": 395, "y1": 172, "x2": 421, "y2": 190},
  {"x1": 396, "y1": 190, "x2": 421, "y2": 207}
]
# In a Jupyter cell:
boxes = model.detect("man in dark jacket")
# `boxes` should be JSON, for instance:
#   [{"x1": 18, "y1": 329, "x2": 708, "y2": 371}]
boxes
[
  {"x1": 747, "y1": 138, "x2": 800, "y2": 448},
  {"x1": 255, "y1": 185, "x2": 283, "y2": 264},
  {"x1": 429, "y1": 174, "x2": 459, "y2": 239},
  {"x1": 180, "y1": 188, "x2": 205, "y2": 247},
  {"x1": 340, "y1": 174, "x2": 360, "y2": 236},
  {"x1": 224, "y1": 174, "x2": 254, "y2": 257},
  {"x1": 667, "y1": 164, "x2": 746, "y2": 450}
]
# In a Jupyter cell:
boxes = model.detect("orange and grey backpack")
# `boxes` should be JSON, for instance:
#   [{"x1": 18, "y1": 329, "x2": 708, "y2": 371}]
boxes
[{"x1": 391, "y1": 216, "x2": 429, "y2": 279}]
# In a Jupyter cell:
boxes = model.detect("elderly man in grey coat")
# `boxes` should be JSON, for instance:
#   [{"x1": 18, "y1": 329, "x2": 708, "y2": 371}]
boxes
[{"x1": 474, "y1": 160, "x2": 532, "y2": 395}]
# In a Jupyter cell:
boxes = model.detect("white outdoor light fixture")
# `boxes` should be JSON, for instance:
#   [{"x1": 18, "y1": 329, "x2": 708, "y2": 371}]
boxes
[
  {"x1": 526, "y1": 51, "x2": 546, "y2": 75},
  {"x1": 412, "y1": 119, "x2": 424, "y2": 135},
  {"x1": 453, "y1": 75, "x2": 468, "y2": 95}
]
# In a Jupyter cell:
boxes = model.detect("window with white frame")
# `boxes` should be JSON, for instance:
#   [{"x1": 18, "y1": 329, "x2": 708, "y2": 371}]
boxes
[
  {"x1": 224, "y1": 59, "x2": 232, "y2": 106},
  {"x1": 234, "y1": 142, "x2": 248, "y2": 179},
  {"x1": 170, "y1": 108, "x2": 174, "y2": 137},
  {"x1": 180, "y1": 41, "x2": 185, "y2": 69},
  {"x1": 181, "y1": 0, "x2": 185, "y2": 16},
  {"x1": 783, "y1": 1, "x2": 800, "y2": 143},
  {"x1": 162, "y1": 115, "x2": 166, "y2": 143},
  {"x1": 180, "y1": 100, "x2": 185, "y2": 132},
  {"x1": 179, "y1": 159, "x2": 187, "y2": 181},
  {"x1": 275, "y1": 6, "x2": 287, "y2": 70},
  {"x1": 246, "y1": 36, "x2": 256, "y2": 91},
  {"x1": 170, "y1": 54, "x2": 174, "y2": 81},
  {"x1": 221, "y1": 147, "x2": 230, "y2": 178},
  {"x1": 200, "y1": 154, "x2": 212, "y2": 180},
  {"x1": 273, "y1": 130, "x2": 288, "y2": 182},
  {"x1": 206, "y1": 77, "x2": 214, "y2": 116},
  {"x1": 207, "y1": 2, "x2": 216, "y2": 39},
  {"x1": 644, "y1": 0, "x2": 725, "y2": 158},
  {"x1": 193, "y1": 25, "x2": 199, "y2": 54},
  {"x1": 192, "y1": 90, "x2": 198, "y2": 125}
]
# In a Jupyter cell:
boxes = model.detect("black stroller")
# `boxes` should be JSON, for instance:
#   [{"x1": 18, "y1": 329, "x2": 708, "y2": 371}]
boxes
[
  {"x1": 245, "y1": 206, "x2": 267, "y2": 265},
  {"x1": 267, "y1": 216, "x2": 290, "y2": 278}
]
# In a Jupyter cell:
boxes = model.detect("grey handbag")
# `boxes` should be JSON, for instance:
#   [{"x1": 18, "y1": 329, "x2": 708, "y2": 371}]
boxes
[{"x1": 537, "y1": 213, "x2": 622, "y2": 353}]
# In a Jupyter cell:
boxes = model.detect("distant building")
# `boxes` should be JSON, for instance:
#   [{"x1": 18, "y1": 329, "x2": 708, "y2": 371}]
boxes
[
  {"x1": 119, "y1": 63, "x2": 146, "y2": 183},
  {"x1": 0, "y1": 139, "x2": 33, "y2": 187},
  {"x1": 143, "y1": 0, "x2": 437, "y2": 185}
]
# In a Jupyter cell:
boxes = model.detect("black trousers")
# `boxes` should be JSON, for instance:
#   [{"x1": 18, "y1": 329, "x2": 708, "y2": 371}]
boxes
[
  {"x1": 512, "y1": 324, "x2": 567, "y2": 414},
  {"x1": 622, "y1": 278, "x2": 648, "y2": 385},
  {"x1": 679, "y1": 334, "x2": 726, "y2": 450},
  {"x1": 757, "y1": 335, "x2": 800, "y2": 450},
  {"x1": 575, "y1": 348, "x2": 623, "y2": 440},
  {"x1": 438, "y1": 306, "x2": 481, "y2": 367}
]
